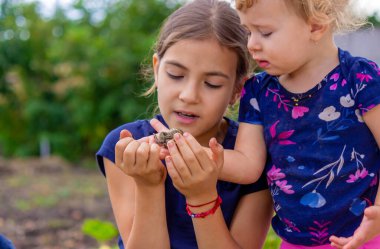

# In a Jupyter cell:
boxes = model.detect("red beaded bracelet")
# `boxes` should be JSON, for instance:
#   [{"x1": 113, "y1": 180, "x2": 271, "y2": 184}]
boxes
[
  {"x1": 186, "y1": 196, "x2": 220, "y2": 208},
  {"x1": 186, "y1": 196, "x2": 222, "y2": 218}
]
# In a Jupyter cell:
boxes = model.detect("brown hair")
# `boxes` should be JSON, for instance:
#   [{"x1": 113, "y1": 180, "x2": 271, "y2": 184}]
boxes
[
  {"x1": 235, "y1": 0, "x2": 367, "y2": 33},
  {"x1": 143, "y1": 0, "x2": 252, "y2": 96}
]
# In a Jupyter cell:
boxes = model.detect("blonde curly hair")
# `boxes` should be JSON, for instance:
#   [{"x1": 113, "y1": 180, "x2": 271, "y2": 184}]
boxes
[{"x1": 235, "y1": 0, "x2": 367, "y2": 33}]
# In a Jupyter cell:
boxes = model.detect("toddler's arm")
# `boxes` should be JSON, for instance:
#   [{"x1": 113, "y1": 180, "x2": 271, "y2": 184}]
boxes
[
  {"x1": 220, "y1": 122, "x2": 267, "y2": 184},
  {"x1": 150, "y1": 118, "x2": 267, "y2": 184}
]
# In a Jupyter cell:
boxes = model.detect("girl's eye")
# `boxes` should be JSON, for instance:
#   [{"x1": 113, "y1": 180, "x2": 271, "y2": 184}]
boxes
[
  {"x1": 167, "y1": 72, "x2": 183, "y2": 80},
  {"x1": 205, "y1": 82, "x2": 221, "y2": 89}
]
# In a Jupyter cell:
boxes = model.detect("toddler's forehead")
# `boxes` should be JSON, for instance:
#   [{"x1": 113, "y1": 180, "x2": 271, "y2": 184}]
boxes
[{"x1": 236, "y1": 0, "x2": 307, "y2": 21}]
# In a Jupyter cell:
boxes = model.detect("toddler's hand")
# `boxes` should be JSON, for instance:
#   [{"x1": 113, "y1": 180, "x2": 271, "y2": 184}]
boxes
[{"x1": 330, "y1": 205, "x2": 380, "y2": 249}]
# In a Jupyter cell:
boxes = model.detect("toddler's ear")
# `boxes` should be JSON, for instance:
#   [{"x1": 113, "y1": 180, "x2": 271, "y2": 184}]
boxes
[{"x1": 309, "y1": 20, "x2": 330, "y2": 42}]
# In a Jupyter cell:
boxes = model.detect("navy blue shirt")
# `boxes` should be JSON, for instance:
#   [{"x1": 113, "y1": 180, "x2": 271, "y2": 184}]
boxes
[
  {"x1": 0, "y1": 234, "x2": 15, "y2": 249},
  {"x1": 96, "y1": 115, "x2": 268, "y2": 249},
  {"x1": 239, "y1": 48, "x2": 380, "y2": 246}
]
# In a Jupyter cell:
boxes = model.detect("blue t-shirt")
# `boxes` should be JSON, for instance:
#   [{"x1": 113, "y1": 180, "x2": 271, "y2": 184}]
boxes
[
  {"x1": 0, "y1": 234, "x2": 15, "y2": 249},
  {"x1": 96, "y1": 115, "x2": 268, "y2": 249},
  {"x1": 239, "y1": 48, "x2": 380, "y2": 246}
]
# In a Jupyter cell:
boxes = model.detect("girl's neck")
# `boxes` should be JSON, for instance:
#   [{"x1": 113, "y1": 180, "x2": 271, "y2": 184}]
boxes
[
  {"x1": 279, "y1": 40, "x2": 339, "y2": 94},
  {"x1": 196, "y1": 118, "x2": 228, "y2": 147}
]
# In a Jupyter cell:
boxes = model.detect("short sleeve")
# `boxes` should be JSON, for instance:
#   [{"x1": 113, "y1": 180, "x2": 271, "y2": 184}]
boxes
[
  {"x1": 351, "y1": 60, "x2": 380, "y2": 114},
  {"x1": 96, "y1": 127, "x2": 122, "y2": 176},
  {"x1": 238, "y1": 76, "x2": 263, "y2": 125},
  {"x1": 95, "y1": 119, "x2": 156, "y2": 177}
]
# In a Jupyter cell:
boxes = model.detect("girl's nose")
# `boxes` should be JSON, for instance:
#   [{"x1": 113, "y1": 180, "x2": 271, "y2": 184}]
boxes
[{"x1": 178, "y1": 81, "x2": 200, "y2": 104}]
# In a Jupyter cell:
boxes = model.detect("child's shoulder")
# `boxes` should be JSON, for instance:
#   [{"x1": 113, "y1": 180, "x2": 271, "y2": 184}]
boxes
[
  {"x1": 244, "y1": 71, "x2": 274, "y2": 91},
  {"x1": 248, "y1": 71, "x2": 272, "y2": 82},
  {"x1": 339, "y1": 48, "x2": 380, "y2": 77}
]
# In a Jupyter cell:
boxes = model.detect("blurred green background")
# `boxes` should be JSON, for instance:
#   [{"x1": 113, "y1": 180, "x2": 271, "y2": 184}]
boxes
[
  {"x1": 0, "y1": 0, "x2": 183, "y2": 162},
  {"x1": 1, "y1": 0, "x2": 379, "y2": 162}
]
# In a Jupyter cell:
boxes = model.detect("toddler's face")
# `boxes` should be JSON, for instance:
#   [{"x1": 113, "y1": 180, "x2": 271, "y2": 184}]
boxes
[
  {"x1": 153, "y1": 38, "x2": 238, "y2": 146},
  {"x1": 238, "y1": 0, "x2": 316, "y2": 76}
]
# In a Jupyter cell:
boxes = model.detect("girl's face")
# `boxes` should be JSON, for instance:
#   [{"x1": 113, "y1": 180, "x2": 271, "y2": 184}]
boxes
[
  {"x1": 153, "y1": 38, "x2": 238, "y2": 146},
  {"x1": 238, "y1": 0, "x2": 317, "y2": 77}
]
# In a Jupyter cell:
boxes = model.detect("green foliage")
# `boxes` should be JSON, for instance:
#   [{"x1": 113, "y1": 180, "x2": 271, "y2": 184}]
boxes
[
  {"x1": 263, "y1": 228, "x2": 282, "y2": 249},
  {"x1": 368, "y1": 14, "x2": 380, "y2": 27},
  {"x1": 82, "y1": 218, "x2": 118, "y2": 243},
  {"x1": 0, "y1": 0, "x2": 181, "y2": 161}
]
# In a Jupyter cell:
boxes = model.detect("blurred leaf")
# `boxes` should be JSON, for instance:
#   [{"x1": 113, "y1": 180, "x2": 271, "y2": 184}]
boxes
[
  {"x1": 0, "y1": 0, "x2": 181, "y2": 161},
  {"x1": 82, "y1": 218, "x2": 118, "y2": 242}
]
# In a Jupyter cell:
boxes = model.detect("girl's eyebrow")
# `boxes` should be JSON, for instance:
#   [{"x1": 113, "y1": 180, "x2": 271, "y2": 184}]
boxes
[
  {"x1": 165, "y1": 60, "x2": 187, "y2": 70},
  {"x1": 165, "y1": 60, "x2": 230, "y2": 80}
]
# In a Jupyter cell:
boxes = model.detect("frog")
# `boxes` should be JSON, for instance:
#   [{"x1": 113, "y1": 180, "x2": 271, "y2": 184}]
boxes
[{"x1": 154, "y1": 128, "x2": 184, "y2": 148}]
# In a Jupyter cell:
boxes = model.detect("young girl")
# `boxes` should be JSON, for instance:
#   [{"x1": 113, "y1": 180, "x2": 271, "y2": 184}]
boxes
[
  {"x1": 153, "y1": 0, "x2": 380, "y2": 248},
  {"x1": 96, "y1": 1, "x2": 272, "y2": 248}
]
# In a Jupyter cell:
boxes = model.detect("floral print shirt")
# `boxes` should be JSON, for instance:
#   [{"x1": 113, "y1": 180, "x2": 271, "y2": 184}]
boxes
[{"x1": 238, "y1": 49, "x2": 380, "y2": 246}]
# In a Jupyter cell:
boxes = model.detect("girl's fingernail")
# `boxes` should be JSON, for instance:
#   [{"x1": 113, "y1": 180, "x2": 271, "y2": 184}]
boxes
[
  {"x1": 183, "y1": 132, "x2": 190, "y2": 137},
  {"x1": 174, "y1": 133, "x2": 181, "y2": 140},
  {"x1": 167, "y1": 140, "x2": 174, "y2": 148}
]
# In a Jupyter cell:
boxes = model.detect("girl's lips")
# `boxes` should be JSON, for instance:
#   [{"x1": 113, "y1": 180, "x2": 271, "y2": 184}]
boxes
[{"x1": 174, "y1": 111, "x2": 199, "y2": 124}]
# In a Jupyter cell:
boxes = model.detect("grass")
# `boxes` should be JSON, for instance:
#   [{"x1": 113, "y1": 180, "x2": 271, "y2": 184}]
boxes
[{"x1": 263, "y1": 228, "x2": 282, "y2": 249}]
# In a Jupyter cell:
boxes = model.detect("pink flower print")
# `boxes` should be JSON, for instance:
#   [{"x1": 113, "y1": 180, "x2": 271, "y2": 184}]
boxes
[
  {"x1": 276, "y1": 180, "x2": 295, "y2": 194},
  {"x1": 367, "y1": 104, "x2": 376, "y2": 111},
  {"x1": 329, "y1": 74, "x2": 345, "y2": 90},
  {"x1": 370, "y1": 175, "x2": 378, "y2": 187},
  {"x1": 330, "y1": 83, "x2": 337, "y2": 90},
  {"x1": 269, "y1": 120, "x2": 296, "y2": 145},
  {"x1": 241, "y1": 87, "x2": 246, "y2": 98},
  {"x1": 292, "y1": 106, "x2": 309, "y2": 119},
  {"x1": 356, "y1": 73, "x2": 373, "y2": 83},
  {"x1": 309, "y1": 221, "x2": 331, "y2": 245},
  {"x1": 278, "y1": 131, "x2": 296, "y2": 145},
  {"x1": 358, "y1": 103, "x2": 376, "y2": 115},
  {"x1": 284, "y1": 218, "x2": 301, "y2": 232},
  {"x1": 269, "y1": 120, "x2": 280, "y2": 138},
  {"x1": 346, "y1": 168, "x2": 368, "y2": 183},
  {"x1": 369, "y1": 62, "x2": 380, "y2": 75},
  {"x1": 267, "y1": 165, "x2": 285, "y2": 184},
  {"x1": 330, "y1": 73, "x2": 340, "y2": 82}
]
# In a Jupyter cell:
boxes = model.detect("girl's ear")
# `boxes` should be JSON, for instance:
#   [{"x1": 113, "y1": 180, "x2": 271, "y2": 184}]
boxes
[
  {"x1": 153, "y1": 53, "x2": 160, "y2": 87},
  {"x1": 229, "y1": 80, "x2": 244, "y2": 105},
  {"x1": 309, "y1": 19, "x2": 330, "y2": 42},
  {"x1": 229, "y1": 92, "x2": 239, "y2": 105}
]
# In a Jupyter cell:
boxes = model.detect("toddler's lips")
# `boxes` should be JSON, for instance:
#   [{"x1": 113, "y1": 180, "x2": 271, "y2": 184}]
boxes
[{"x1": 257, "y1": 60, "x2": 270, "y2": 68}]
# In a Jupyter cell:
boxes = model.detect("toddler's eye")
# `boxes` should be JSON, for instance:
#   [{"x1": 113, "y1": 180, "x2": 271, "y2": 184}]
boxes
[{"x1": 262, "y1": 32, "x2": 272, "y2": 37}]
